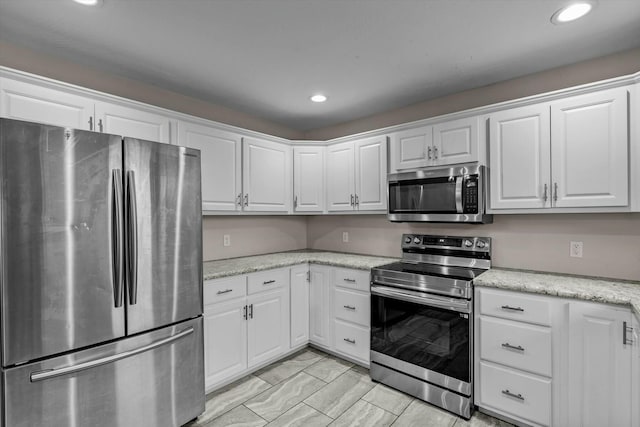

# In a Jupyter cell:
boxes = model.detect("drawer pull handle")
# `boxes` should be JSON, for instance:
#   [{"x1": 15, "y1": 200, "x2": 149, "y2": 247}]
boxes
[
  {"x1": 343, "y1": 305, "x2": 356, "y2": 311},
  {"x1": 263, "y1": 280, "x2": 276, "y2": 285},
  {"x1": 501, "y1": 343, "x2": 525, "y2": 352},
  {"x1": 501, "y1": 305, "x2": 524, "y2": 312},
  {"x1": 343, "y1": 278, "x2": 356, "y2": 283},
  {"x1": 343, "y1": 338, "x2": 356, "y2": 344},
  {"x1": 502, "y1": 389, "x2": 525, "y2": 401},
  {"x1": 217, "y1": 289, "x2": 233, "y2": 295}
]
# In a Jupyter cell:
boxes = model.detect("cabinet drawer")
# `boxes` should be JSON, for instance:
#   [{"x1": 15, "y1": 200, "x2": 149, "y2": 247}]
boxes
[
  {"x1": 248, "y1": 268, "x2": 289, "y2": 295},
  {"x1": 204, "y1": 276, "x2": 247, "y2": 305},
  {"x1": 334, "y1": 319, "x2": 370, "y2": 362},
  {"x1": 479, "y1": 362, "x2": 551, "y2": 426},
  {"x1": 479, "y1": 316, "x2": 552, "y2": 377},
  {"x1": 334, "y1": 267, "x2": 370, "y2": 291},
  {"x1": 478, "y1": 288, "x2": 551, "y2": 326},
  {"x1": 334, "y1": 288, "x2": 370, "y2": 327}
]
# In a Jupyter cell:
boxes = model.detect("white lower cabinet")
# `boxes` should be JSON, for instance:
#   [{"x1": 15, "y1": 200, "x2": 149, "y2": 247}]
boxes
[
  {"x1": 203, "y1": 268, "x2": 290, "y2": 391},
  {"x1": 290, "y1": 264, "x2": 310, "y2": 348},
  {"x1": 309, "y1": 264, "x2": 332, "y2": 349},
  {"x1": 331, "y1": 269, "x2": 370, "y2": 365}
]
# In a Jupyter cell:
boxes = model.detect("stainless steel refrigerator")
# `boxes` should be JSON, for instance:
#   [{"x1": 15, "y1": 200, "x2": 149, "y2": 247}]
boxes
[{"x1": 0, "y1": 118, "x2": 205, "y2": 426}]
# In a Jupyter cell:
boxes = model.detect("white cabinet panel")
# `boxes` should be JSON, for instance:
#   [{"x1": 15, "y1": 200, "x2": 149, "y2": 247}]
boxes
[
  {"x1": 334, "y1": 319, "x2": 370, "y2": 363},
  {"x1": 551, "y1": 87, "x2": 629, "y2": 208},
  {"x1": 327, "y1": 142, "x2": 356, "y2": 211},
  {"x1": 568, "y1": 302, "x2": 633, "y2": 427},
  {"x1": 489, "y1": 104, "x2": 551, "y2": 210},
  {"x1": 204, "y1": 298, "x2": 247, "y2": 388},
  {"x1": 243, "y1": 137, "x2": 292, "y2": 212},
  {"x1": 293, "y1": 146, "x2": 325, "y2": 212},
  {"x1": 1, "y1": 78, "x2": 94, "y2": 130},
  {"x1": 177, "y1": 121, "x2": 242, "y2": 211},
  {"x1": 309, "y1": 265, "x2": 332, "y2": 348},
  {"x1": 247, "y1": 287, "x2": 289, "y2": 368},
  {"x1": 433, "y1": 116, "x2": 478, "y2": 166},
  {"x1": 334, "y1": 288, "x2": 369, "y2": 327},
  {"x1": 478, "y1": 288, "x2": 552, "y2": 326},
  {"x1": 355, "y1": 136, "x2": 387, "y2": 211},
  {"x1": 247, "y1": 268, "x2": 288, "y2": 294},
  {"x1": 95, "y1": 102, "x2": 171, "y2": 143},
  {"x1": 389, "y1": 125, "x2": 432, "y2": 171},
  {"x1": 290, "y1": 265, "x2": 310, "y2": 348},
  {"x1": 203, "y1": 276, "x2": 247, "y2": 305}
]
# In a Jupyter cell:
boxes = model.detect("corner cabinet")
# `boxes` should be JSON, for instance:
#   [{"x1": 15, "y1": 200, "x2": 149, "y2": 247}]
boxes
[
  {"x1": 489, "y1": 87, "x2": 630, "y2": 211},
  {"x1": 290, "y1": 264, "x2": 310, "y2": 347},
  {"x1": 309, "y1": 265, "x2": 332, "y2": 348},
  {"x1": 242, "y1": 137, "x2": 292, "y2": 212},
  {"x1": 327, "y1": 136, "x2": 387, "y2": 212},
  {"x1": 293, "y1": 146, "x2": 325, "y2": 212}
]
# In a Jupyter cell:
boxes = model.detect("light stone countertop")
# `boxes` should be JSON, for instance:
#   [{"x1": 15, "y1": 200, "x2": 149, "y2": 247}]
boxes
[
  {"x1": 475, "y1": 268, "x2": 640, "y2": 318},
  {"x1": 203, "y1": 250, "x2": 398, "y2": 281}
]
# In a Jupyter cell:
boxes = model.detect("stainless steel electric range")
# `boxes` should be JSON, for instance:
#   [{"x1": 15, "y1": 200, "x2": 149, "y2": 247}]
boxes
[{"x1": 370, "y1": 234, "x2": 491, "y2": 419}]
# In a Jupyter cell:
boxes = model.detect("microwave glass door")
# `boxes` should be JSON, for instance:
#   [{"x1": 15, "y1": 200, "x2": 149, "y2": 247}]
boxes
[
  {"x1": 389, "y1": 177, "x2": 457, "y2": 213},
  {"x1": 370, "y1": 293, "x2": 470, "y2": 383}
]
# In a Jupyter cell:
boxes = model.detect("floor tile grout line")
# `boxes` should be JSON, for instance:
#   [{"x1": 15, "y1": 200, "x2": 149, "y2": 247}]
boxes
[
  {"x1": 361, "y1": 397, "x2": 404, "y2": 419},
  {"x1": 242, "y1": 403, "x2": 270, "y2": 425}
]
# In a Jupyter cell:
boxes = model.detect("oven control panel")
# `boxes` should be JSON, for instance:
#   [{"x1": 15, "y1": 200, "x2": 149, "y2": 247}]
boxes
[{"x1": 401, "y1": 234, "x2": 490, "y2": 253}]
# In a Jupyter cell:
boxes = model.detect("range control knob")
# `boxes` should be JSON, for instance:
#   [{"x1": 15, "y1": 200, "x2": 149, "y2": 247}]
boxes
[
  {"x1": 476, "y1": 240, "x2": 487, "y2": 249},
  {"x1": 464, "y1": 239, "x2": 473, "y2": 248},
  {"x1": 404, "y1": 236, "x2": 412, "y2": 244},
  {"x1": 413, "y1": 237, "x2": 422, "y2": 244}
]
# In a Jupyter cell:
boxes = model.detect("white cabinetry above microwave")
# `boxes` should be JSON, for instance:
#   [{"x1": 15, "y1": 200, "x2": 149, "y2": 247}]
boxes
[
  {"x1": 488, "y1": 87, "x2": 629, "y2": 212},
  {"x1": 389, "y1": 116, "x2": 480, "y2": 172}
]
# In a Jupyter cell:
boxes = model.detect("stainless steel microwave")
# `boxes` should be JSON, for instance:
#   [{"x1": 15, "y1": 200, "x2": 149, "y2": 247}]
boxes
[{"x1": 387, "y1": 163, "x2": 492, "y2": 223}]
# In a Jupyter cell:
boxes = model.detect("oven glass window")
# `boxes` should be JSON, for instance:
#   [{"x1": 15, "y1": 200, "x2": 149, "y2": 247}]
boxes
[
  {"x1": 389, "y1": 177, "x2": 457, "y2": 213},
  {"x1": 371, "y1": 294, "x2": 470, "y2": 383}
]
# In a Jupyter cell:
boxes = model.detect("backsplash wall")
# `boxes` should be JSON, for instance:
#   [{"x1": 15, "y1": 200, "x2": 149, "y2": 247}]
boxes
[{"x1": 306, "y1": 214, "x2": 640, "y2": 281}]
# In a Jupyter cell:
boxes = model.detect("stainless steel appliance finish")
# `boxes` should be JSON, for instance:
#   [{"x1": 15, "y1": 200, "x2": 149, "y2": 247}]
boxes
[
  {"x1": 0, "y1": 118, "x2": 204, "y2": 427},
  {"x1": 387, "y1": 163, "x2": 492, "y2": 224},
  {"x1": 370, "y1": 233, "x2": 491, "y2": 419}
]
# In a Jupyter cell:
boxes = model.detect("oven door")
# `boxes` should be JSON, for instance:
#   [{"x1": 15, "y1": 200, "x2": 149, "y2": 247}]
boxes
[{"x1": 370, "y1": 285, "x2": 472, "y2": 395}]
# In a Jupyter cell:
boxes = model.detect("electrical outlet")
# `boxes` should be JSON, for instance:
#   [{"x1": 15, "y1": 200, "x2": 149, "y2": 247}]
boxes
[
  {"x1": 570, "y1": 241, "x2": 583, "y2": 258},
  {"x1": 342, "y1": 231, "x2": 349, "y2": 243},
  {"x1": 223, "y1": 234, "x2": 231, "y2": 247}
]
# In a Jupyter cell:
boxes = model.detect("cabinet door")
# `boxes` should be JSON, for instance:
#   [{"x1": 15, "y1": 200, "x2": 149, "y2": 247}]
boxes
[
  {"x1": 309, "y1": 265, "x2": 332, "y2": 348},
  {"x1": 326, "y1": 142, "x2": 356, "y2": 211},
  {"x1": 293, "y1": 146, "x2": 325, "y2": 212},
  {"x1": 568, "y1": 302, "x2": 632, "y2": 427},
  {"x1": 389, "y1": 125, "x2": 432, "y2": 172},
  {"x1": 95, "y1": 101, "x2": 171, "y2": 143},
  {"x1": 203, "y1": 299, "x2": 247, "y2": 389},
  {"x1": 489, "y1": 104, "x2": 551, "y2": 210},
  {"x1": 177, "y1": 121, "x2": 242, "y2": 211},
  {"x1": 632, "y1": 315, "x2": 640, "y2": 427},
  {"x1": 290, "y1": 265, "x2": 310, "y2": 348},
  {"x1": 551, "y1": 87, "x2": 629, "y2": 208},
  {"x1": 433, "y1": 116, "x2": 479, "y2": 166},
  {"x1": 242, "y1": 137, "x2": 292, "y2": 212},
  {"x1": 355, "y1": 136, "x2": 387, "y2": 211},
  {"x1": 0, "y1": 78, "x2": 94, "y2": 130},
  {"x1": 247, "y1": 287, "x2": 290, "y2": 368}
]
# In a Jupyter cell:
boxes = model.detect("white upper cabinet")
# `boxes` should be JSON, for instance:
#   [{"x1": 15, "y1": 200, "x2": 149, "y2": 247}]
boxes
[
  {"x1": 489, "y1": 87, "x2": 630, "y2": 211},
  {"x1": 1, "y1": 77, "x2": 94, "y2": 130},
  {"x1": 95, "y1": 101, "x2": 171, "y2": 144},
  {"x1": 242, "y1": 137, "x2": 292, "y2": 212},
  {"x1": 389, "y1": 116, "x2": 479, "y2": 172},
  {"x1": 293, "y1": 146, "x2": 325, "y2": 212},
  {"x1": 327, "y1": 136, "x2": 387, "y2": 212},
  {"x1": 489, "y1": 103, "x2": 551, "y2": 210},
  {"x1": 551, "y1": 88, "x2": 628, "y2": 208},
  {"x1": 177, "y1": 121, "x2": 242, "y2": 211}
]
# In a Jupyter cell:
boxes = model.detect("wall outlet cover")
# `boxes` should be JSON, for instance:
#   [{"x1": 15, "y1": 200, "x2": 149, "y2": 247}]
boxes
[
  {"x1": 223, "y1": 234, "x2": 231, "y2": 247},
  {"x1": 342, "y1": 231, "x2": 349, "y2": 243},
  {"x1": 570, "y1": 241, "x2": 583, "y2": 258}
]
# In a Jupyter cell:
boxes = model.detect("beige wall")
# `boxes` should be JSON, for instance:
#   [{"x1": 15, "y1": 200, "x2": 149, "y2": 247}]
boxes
[
  {"x1": 304, "y1": 47, "x2": 640, "y2": 140},
  {"x1": 0, "y1": 41, "x2": 303, "y2": 140},
  {"x1": 203, "y1": 216, "x2": 308, "y2": 261},
  {"x1": 306, "y1": 214, "x2": 640, "y2": 281}
]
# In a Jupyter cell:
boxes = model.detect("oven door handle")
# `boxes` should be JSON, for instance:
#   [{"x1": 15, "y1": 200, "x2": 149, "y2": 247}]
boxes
[
  {"x1": 371, "y1": 285, "x2": 471, "y2": 313},
  {"x1": 455, "y1": 176, "x2": 463, "y2": 213}
]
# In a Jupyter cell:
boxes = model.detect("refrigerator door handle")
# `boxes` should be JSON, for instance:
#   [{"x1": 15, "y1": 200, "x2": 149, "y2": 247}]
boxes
[
  {"x1": 30, "y1": 327, "x2": 194, "y2": 383},
  {"x1": 126, "y1": 170, "x2": 138, "y2": 305},
  {"x1": 112, "y1": 169, "x2": 124, "y2": 308}
]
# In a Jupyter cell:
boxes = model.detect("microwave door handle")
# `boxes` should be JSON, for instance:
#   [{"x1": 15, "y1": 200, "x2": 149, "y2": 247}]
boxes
[{"x1": 455, "y1": 176, "x2": 463, "y2": 213}]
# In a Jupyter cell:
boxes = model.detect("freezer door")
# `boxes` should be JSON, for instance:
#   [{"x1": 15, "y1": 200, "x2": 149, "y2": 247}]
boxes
[
  {"x1": 124, "y1": 138, "x2": 202, "y2": 334},
  {"x1": 0, "y1": 118, "x2": 125, "y2": 366},
  {"x1": 3, "y1": 317, "x2": 204, "y2": 427}
]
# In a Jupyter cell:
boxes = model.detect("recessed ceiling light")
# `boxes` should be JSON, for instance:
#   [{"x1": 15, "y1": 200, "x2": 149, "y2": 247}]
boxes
[
  {"x1": 310, "y1": 94, "x2": 327, "y2": 103},
  {"x1": 551, "y1": 2, "x2": 594, "y2": 24},
  {"x1": 73, "y1": 0, "x2": 102, "y2": 6}
]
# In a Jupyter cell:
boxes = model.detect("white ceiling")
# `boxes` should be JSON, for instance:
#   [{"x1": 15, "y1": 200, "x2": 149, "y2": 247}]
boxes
[{"x1": 1, "y1": 0, "x2": 639, "y2": 131}]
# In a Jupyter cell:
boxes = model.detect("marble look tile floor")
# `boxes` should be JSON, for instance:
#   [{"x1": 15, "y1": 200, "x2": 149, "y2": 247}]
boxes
[{"x1": 186, "y1": 347, "x2": 514, "y2": 427}]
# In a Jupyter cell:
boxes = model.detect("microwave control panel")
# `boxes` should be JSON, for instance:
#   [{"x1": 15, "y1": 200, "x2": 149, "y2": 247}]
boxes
[{"x1": 463, "y1": 175, "x2": 479, "y2": 213}]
